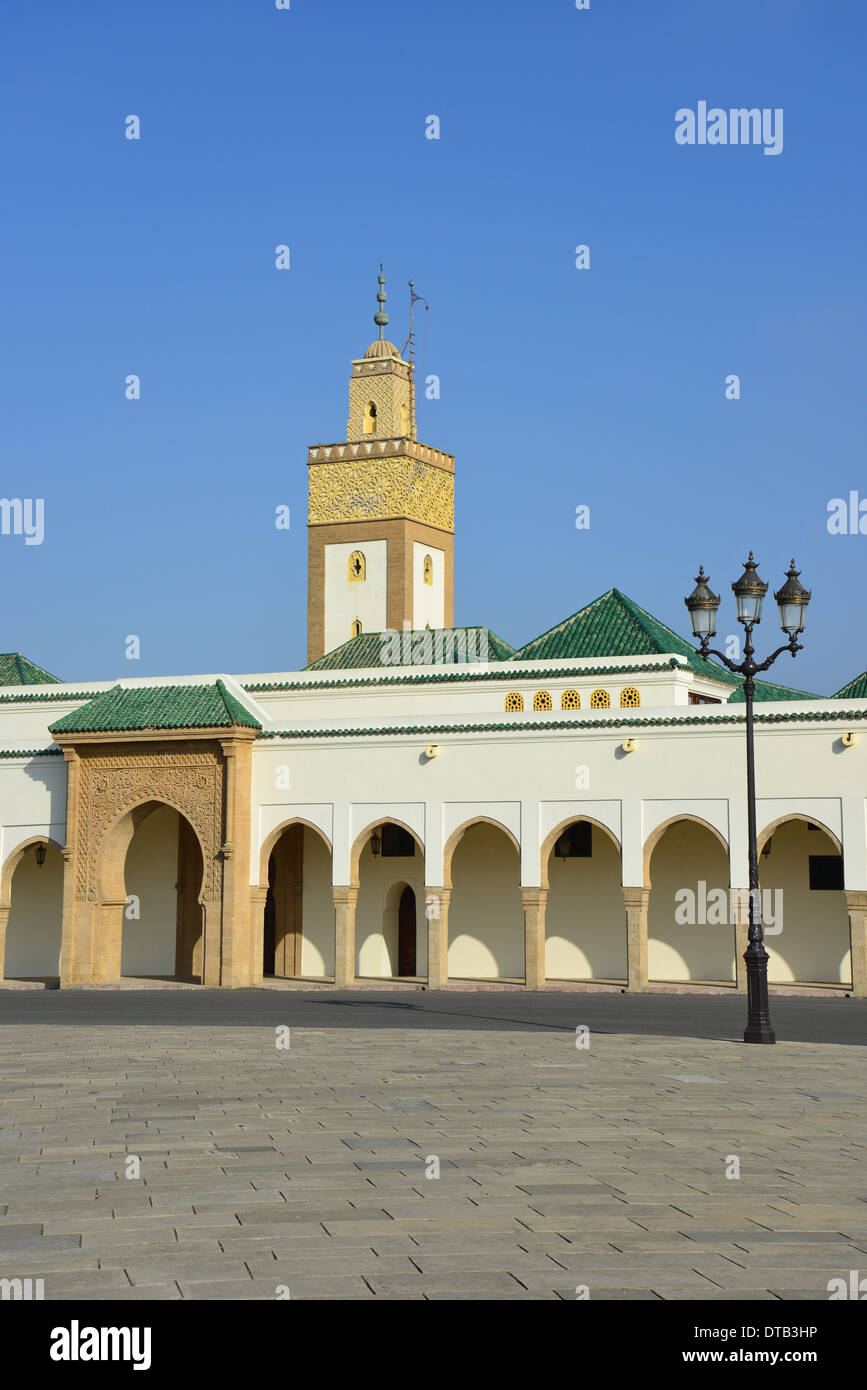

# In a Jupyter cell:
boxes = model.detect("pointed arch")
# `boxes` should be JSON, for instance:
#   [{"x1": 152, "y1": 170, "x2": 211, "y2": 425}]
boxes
[
  {"x1": 258, "y1": 817, "x2": 333, "y2": 888},
  {"x1": 98, "y1": 797, "x2": 209, "y2": 906},
  {"x1": 642, "y1": 813, "x2": 729, "y2": 887},
  {"x1": 540, "y1": 815, "x2": 622, "y2": 891},
  {"x1": 0, "y1": 833, "x2": 64, "y2": 910},
  {"x1": 758, "y1": 812, "x2": 842, "y2": 857},
  {"x1": 442, "y1": 816, "x2": 520, "y2": 890},
  {"x1": 350, "y1": 817, "x2": 425, "y2": 889}
]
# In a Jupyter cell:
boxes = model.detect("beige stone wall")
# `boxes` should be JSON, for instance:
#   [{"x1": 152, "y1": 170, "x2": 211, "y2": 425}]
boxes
[
  {"x1": 308, "y1": 454, "x2": 454, "y2": 531},
  {"x1": 347, "y1": 359, "x2": 412, "y2": 440},
  {"x1": 54, "y1": 729, "x2": 257, "y2": 989}
]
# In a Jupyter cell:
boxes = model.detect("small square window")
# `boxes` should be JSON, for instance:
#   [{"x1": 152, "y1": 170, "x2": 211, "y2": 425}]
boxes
[
  {"x1": 556, "y1": 822, "x2": 592, "y2": 858},
  {"x1": 382, "y1": 824, "x2": 415, "y2": 857},
  {"x1": 808, "y1": 855, "x2": 843, "y2": 890}
]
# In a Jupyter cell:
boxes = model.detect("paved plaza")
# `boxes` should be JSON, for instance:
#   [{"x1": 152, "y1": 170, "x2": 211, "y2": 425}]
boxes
[{"x1": 1, "y1": 992, "x2": 866, "y2": 1300}]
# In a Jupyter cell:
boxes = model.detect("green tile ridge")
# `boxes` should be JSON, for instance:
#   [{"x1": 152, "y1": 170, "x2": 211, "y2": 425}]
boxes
[
  {"x1": 49, "y1": 681, "x2": 261, "y2": 735},
  {"x1": 305, "y1": 625, "x2": 517, "y2": 671},
  {"x1": 0, "y1": 689, "x2": 104, "y2": 705},
  {"x1": 256, "y1": 706, "x2": 867, "y2": 742},
  {"x1": 833, "y1": 671, "x2": 867, "y2": 701},
  {"x1": 245, "y1": 657, "x2": 688, "y2": 694},
  {"x1": 513, "y1": 588, "x2": 739, "y2": 685},
  {"x1": 0, "y1": 747, "x2": 63, "y2": 758},
  {"x1": 0, "y1": 652, "x2": 63, "y2": 686}
]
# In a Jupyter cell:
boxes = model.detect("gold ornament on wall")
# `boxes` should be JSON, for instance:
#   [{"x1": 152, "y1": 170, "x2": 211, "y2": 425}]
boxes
[{"x1": 309, "y1": 457, "x2": 454, "y2": 531}]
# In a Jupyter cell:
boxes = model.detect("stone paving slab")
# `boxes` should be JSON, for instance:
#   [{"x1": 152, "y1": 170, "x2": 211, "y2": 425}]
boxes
[{"x1": 0, "y1": 1021, "x2": 865, "y2": 1299}]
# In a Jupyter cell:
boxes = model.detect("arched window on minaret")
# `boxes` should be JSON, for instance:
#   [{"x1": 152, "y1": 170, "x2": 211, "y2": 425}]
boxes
[
  {"x1": 423, "y1": 554, "x2": 433, "y2": 585},
  {"x1": 363, "y1": 401, "x2": 377, "y2": 434},
  {"x1": 401, "y1": 403, "x2": 409, "y2": 435},
  {"x1": 351, "y1": 618, "x2": 362, "y2": 638},
  {"x1": 348, "y1": 550, "x2": 366, "y2": 582}
]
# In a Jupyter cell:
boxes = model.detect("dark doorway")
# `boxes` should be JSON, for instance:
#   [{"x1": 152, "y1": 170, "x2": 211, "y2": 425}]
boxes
[{"x1": 398, "y1": 885, "x2": 417, "y2": 976}]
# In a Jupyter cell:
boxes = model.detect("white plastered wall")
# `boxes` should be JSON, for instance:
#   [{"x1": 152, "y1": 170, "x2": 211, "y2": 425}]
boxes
[
  {"x1": 324, "y1": 539, "x2": 387, "y2": 653},
  {"x1": 412, "y1": 542, "x2": 445, "y2": 630}
]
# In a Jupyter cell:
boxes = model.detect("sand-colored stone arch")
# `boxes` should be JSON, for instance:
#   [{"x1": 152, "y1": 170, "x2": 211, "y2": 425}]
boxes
[
  {"x1": 757, "y1": 812, "x2": 843, "y2": 857},
  {"x1": 0, "y1": 834, "x2": 64, "y2": 910},
  {"x1": 350, "y1": 817, "x2": 424, "y2": 889},
  {"x1": 642, "y1": 813, "x2": 729, "y2": 888},
  {"x1": 83, "y1": 796, "x2": 211, "y2": 987},
  {"x1": 442, "y1": 816, "x2": 520, "y2": 891},
  {"x1": 540, "y1": 816, "x2": 622, "y2": 891},
  {"x1": 97, "y1": 797, "x2": 208, "y2": 906},
  {"x1": 258, "y1": 817, "x2": 333, "y2": 887}
]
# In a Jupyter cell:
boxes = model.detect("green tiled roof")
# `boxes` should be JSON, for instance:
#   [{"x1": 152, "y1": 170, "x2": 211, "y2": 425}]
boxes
[
  {"x1": 514, "y1": 588, "x2": 738, "y2": 685},
  {"x1": 833, "y1": 672, "x2": 867, "y2": 700},
  {"x1": 49, "y1": 681, "x2": 261, "y2": 735},
  {"x1": 727, "y1": 675, "x2": 820, "y2": 703},
  {"x1": 306, "y1": 626, "x2": 516, "y2": 671},
  {"x1": 0, "y1": 653, "x2": 62, "y2": 686}
]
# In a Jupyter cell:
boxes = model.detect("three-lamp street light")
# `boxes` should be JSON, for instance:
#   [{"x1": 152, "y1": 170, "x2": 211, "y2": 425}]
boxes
[{"x1": 684, "y1": 554, "x2": 811, "y2": 1045}]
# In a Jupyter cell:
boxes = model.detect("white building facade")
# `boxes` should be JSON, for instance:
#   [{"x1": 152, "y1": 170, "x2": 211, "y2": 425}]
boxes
[{"x1": 1, "y1": 294, "x2": 865, "y2": 995}]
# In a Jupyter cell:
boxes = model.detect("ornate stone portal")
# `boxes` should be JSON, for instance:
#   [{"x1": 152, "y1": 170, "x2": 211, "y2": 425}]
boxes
[{"x1": 54, "y1": 729, "x2": 258, "y2": 988}]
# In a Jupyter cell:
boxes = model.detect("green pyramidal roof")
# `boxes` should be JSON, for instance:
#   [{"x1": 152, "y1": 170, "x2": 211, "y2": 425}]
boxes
[
  {"x1": 306, "y1": 626, "x2": 517, "y2": 671},
  {"x1": 833, "y1": 671, "x2": 867, "y2": 701},
  {"x1": 49, "y1": 681, "x2": 261, "y2": 735},
  {"x1": 0, "y1": 653, "x2": 62, "y2": 686},
  {"x1": 513, "y1": 588, "x2": 738, "y2": 683}
]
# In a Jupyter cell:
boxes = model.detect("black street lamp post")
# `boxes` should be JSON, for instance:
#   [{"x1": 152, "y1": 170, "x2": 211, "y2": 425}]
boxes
[{"x1": 684, "y1": 555, "x2": 811, "y2": 1045}]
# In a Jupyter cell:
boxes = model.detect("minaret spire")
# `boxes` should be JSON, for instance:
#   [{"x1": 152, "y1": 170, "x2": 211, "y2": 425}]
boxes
[{"x1": 373, "y1": 264, "x2": 390, "y2": 339}]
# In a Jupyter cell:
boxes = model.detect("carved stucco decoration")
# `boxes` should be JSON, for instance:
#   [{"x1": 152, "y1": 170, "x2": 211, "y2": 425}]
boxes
[
  {"x1": 75, "y1": 747, "x2": 224, "y2": 903},
  {"x1": 308, "y1": 456, "x2": 454, "y2": 531}
]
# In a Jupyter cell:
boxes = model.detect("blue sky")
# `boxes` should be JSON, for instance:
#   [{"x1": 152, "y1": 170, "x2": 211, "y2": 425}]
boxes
[{"x1": 1, "y1": 0, "x2": 864, "y2": 691}]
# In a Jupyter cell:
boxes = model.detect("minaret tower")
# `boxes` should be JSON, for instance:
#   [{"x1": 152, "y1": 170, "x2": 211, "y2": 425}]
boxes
[{"x1": 306, "y1": 268, "x2": 455, "y2": 663}]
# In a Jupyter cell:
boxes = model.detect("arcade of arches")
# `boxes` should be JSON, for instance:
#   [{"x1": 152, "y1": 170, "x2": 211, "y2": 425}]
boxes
[{"x1": 2, "y1": 796, "x2": 865, "y2": 993}]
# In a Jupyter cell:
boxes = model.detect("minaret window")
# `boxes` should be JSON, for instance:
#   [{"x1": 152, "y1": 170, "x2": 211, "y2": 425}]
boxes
[
  {"x1": 505, "y1": 692, "x2": 524, "y2": 712},
  {"x1": 351, "y1": 618, "x2": 362, "y2": 638},
  {"x1": 401, "y1": 403, "x2": 409, "y2": 435},
  {"x1": 533, "y1": 691, "x2": 552, "y2": 711},
  {"x1": 620, "y1": 686, "x2": 640, "y2": 708},
  {"x1": 561, "y1": 690, "x2": 580, "y2": 710},
  {"x1": 590, "y1": 689, "x2": 611, "y2": 709},
  {"x1": 423, "y1": 554, "x2": 433, "y2": 585},
  {"x1": 348, "y1": 550, "x2": 366, "y2": 582},
  {"x1": 363, "y1": 401, "x2": 377, "y2": 434}
]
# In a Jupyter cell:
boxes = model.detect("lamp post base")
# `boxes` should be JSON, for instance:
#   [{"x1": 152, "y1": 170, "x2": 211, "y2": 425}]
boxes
[
  {"x1": 743, "y1": 1024, "x2": 776, "y2": 1045},
  {"x1": 744, "y1": 947, "x2": 775, "y2": 1045}
]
